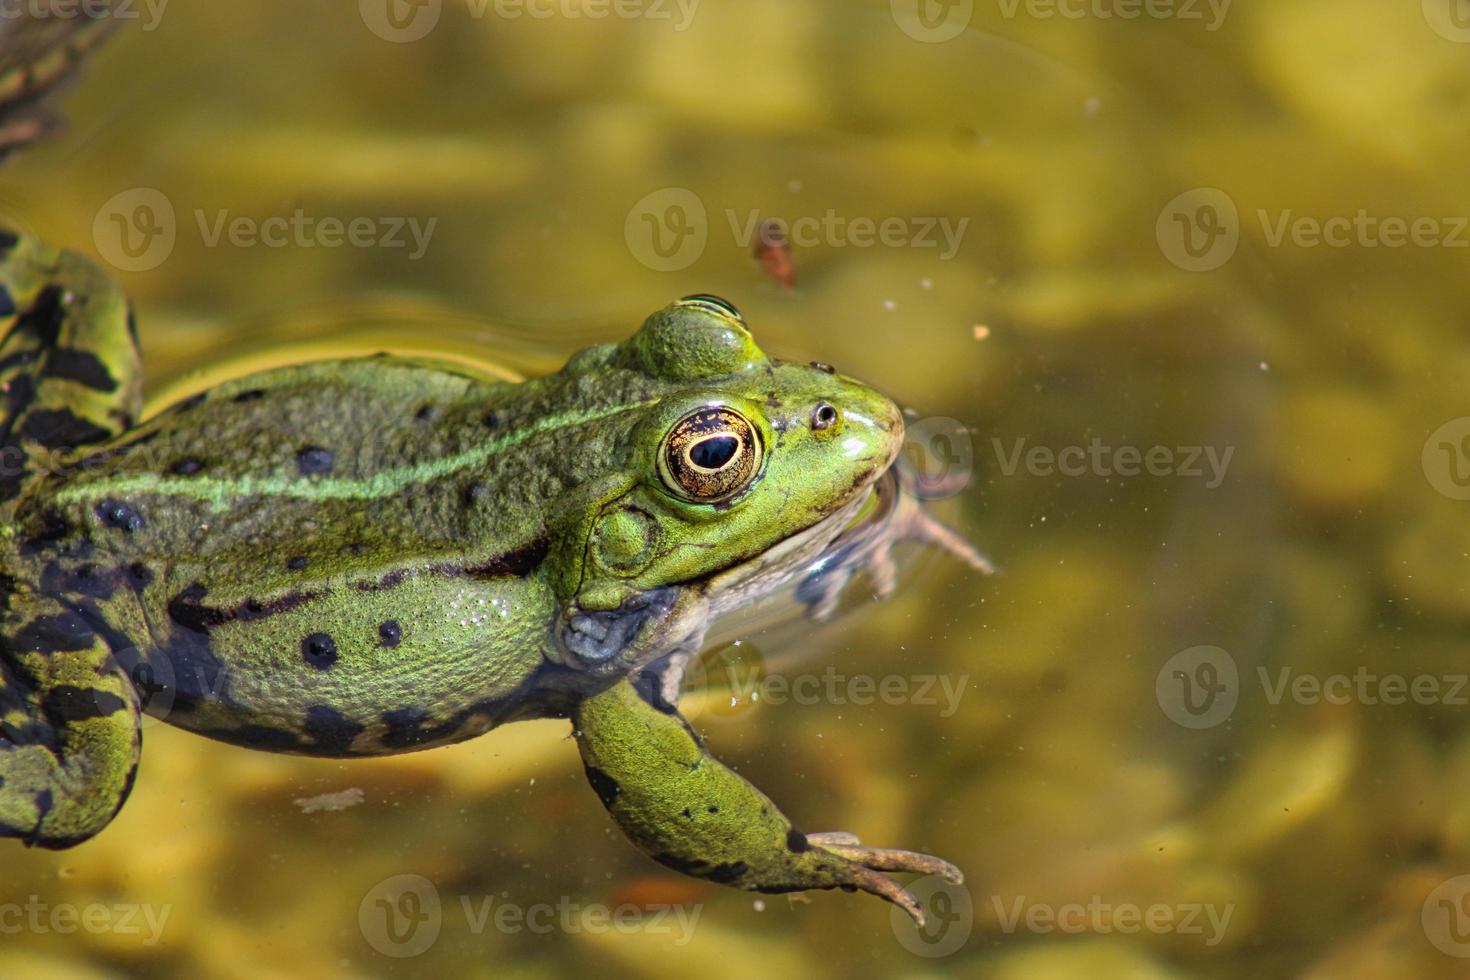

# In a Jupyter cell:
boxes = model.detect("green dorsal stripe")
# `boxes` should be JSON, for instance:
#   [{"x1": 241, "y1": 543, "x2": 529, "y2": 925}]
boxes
[{"x1": 54, "y1": 398, "x2": 658, "y2": 511}]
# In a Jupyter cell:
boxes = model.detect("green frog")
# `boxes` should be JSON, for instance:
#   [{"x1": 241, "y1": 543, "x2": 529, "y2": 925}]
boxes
[{"x1": 0, "y1": 231, "x2": 984, "y2": 924}]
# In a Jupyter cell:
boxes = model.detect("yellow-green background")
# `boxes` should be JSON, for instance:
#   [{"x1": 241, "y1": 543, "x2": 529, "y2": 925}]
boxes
[{"x1": 3, "y1": 1, "x2": 1470, "y2": 977}]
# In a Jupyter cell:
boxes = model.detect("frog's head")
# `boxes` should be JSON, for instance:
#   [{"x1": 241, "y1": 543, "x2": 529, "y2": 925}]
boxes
[{"x1": 553, "y1": 295, "x2": 903, "y2": 672}]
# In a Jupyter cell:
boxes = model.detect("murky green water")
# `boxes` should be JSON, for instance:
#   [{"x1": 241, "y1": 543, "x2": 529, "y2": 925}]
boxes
[{"x1": 4, "y1": 2, "x2": 1470, "y2": 977}]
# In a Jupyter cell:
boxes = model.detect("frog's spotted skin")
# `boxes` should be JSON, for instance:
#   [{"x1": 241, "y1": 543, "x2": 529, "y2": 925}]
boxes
[{"x1": 0, "y1": 235, "x2": 972, "y2": 923}]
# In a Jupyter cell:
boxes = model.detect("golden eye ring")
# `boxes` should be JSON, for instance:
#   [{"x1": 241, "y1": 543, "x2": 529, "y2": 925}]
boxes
[{"x1": 658, "y1": 406, "x2": 763, "y2": 503}]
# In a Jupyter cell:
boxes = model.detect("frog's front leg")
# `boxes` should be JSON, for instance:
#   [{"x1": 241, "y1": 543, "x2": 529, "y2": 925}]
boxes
[
  {"x1": 571, "y1": 677, "x2": 961, "y2": 925},
  {"x1": 0, "y1": 597, "x2": 142, "y2": 847}
]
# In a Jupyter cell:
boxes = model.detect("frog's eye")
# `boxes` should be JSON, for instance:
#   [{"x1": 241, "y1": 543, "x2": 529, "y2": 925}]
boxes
[
  {"x1": 674, "y1": 294, "x2": 744, "y2": 324},
  {"x1": 658, "y1": 406, "x2": 764, "y2": 503}
]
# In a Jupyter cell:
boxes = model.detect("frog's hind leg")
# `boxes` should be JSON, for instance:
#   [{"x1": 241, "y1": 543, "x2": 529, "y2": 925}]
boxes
[
  {"x1": 0, "y1": 596, "x2": 142, "y2": 847},
  {"x1": 573, "y1": 676, "x2": 963, "y2": 925},
  {"x1": 0, "y1": 230, "x2": 142, "y2": 507}
]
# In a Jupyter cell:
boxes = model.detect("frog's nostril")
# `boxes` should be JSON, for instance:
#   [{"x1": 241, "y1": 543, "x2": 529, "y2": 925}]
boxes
[{"x1": 811, "y1": 403, "x2": 839, "y2": 431}]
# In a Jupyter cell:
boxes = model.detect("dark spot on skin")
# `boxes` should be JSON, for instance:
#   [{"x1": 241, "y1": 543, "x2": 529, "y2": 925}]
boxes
[
  {"x1": 462, "y1": 482, "x2": 490, "y2": 507},
  {"x1": 707, "y1": 805, "x2": 719, "y2": 814},
  {"x1": 378, "y1": 620, "x2": 402, "y2": 648},
  {"x1": 483, "y1": 410, "x2": 506, "y2": 430},
  {"x1": 15, "y1": 285, "x2": 65, "y2": 347},
  {"x1": 95, "y1": 499, "x2": 144, "y2": 532},
  {"x1": 19, "y1": 408, "x2": 112, "y2": 448},
  {"x1": 0, "y1": 286, "x2": 12, "y2": 317},
  {"x1": 301, "y1": 632, "x2": 338, "y2": 669},
  {"x1": 42, "y1": 561, "x2": 120, "y2": 601},
  {"x1": 232, "y1": 389, "x2": 265, "y2": 403},
  {"x1": 286, "y1": 556, "x2": 309, "y2": 571},
  {"x1": 811, "y1": 403, "x2": 839, "y2": 431},
  {"x1": 173, "y1": 392, "x2": 207, "y2": 412},
  {"x1": 171, "y1": 458, "x2": 204, "y2": 476},
  {"x1": 810, "y1": 361, "x2": 836, "y2": 374},
  {"x1": 296, "y1": 446, "x2": 335, "y2": 475},
  {"x1": 380, "y1": 707, "x2": 431, "y2": 749},
  {"x1": 682, "y1": 808, "x2": 692, "y2": 819},
  {"x1": 167, "y1": 583, "x2": 210, "y2": 633},
  {"x1": 43, "y1": 349, "x2": 117, "y2": 391},
  {"x1": 126, "y1": 562, "x2": 153, "y2": 590},
  {"x1": 415, "y1": 404, "x2": 441, "y2": 422},
  {"x1": 786, "y1": 828, "x2": 810, "y2": 852},
  {"x1": 44, "y1": 685, "x2": 126, "y2": 722},
  {"x1": 18, "y1": 510, "x2": 71, "y2": 556},
  {"x1": 651, "y1": 853, "x2": 749, "y2": 884},
  {"x1": 584, "y1": 766, "x2": 621, "y2": 808},
  {"x1": 303, "y1": 705, "x2": 365, "y2": 756},
  {"x1": 0, "y1": 229, "x2": 17, "y2": 255},
  {"x1": 231, "y1": 725, "x2": 302, "y2": 751},
  {"x1": 11, "y1": 612, "x2": 94, "y2": 652}
]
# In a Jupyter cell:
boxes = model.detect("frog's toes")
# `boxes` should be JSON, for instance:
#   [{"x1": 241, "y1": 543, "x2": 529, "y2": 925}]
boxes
[{"x1": 804, "y1": 831, "x2": 964, "y2": 927}]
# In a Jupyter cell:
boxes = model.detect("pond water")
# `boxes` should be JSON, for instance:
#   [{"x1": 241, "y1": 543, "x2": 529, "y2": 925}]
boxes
[{"x1": 3, "y1": 2, "x2": 1469, "y2": 978}]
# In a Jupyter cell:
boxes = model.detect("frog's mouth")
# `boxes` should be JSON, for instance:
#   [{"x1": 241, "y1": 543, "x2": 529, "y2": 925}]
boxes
[{"x1": 696, "y1": 481, "x2": 881, "y2": 618}]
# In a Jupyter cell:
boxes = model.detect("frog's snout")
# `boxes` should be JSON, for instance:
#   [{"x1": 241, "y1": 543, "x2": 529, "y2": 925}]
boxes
[{"x1": 826, "y1": 384, "x2": 905, "y2": 476}]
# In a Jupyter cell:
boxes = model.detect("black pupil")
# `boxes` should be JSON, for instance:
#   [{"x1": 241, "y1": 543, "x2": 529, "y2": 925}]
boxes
[{"x1": 690, "y1": 436, "x2": 739, "y2": 470}]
